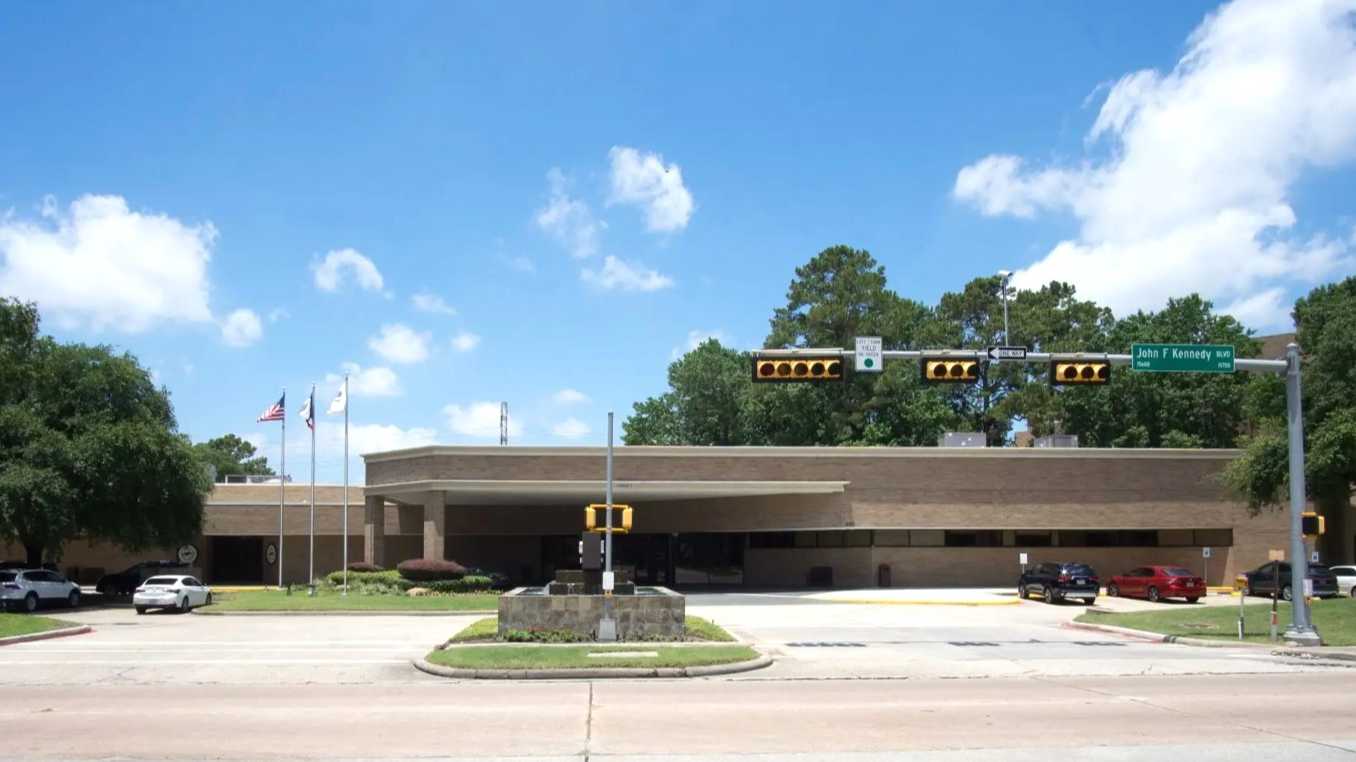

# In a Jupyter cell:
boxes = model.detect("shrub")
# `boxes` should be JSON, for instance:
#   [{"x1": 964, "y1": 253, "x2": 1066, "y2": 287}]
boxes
[
  {"x1": 325, "y1": 569, "x2": 403, "y2": 590},
  {"x1": 348, "y1": 562, "x2": 384, "y2": 573},
  {"x1": 504, "y1": 628, "x2": 590, "y2": 643},
  {"x1": 419, "y1": 575, "x2": 497, "y2": 594},
  {"x1": 397, "y1": 559, "x2": 468, "y2": 582}
]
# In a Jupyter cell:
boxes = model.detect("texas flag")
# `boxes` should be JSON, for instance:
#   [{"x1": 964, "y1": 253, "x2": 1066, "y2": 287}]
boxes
[{"x1": 299, "y1": 386, "x2": 314, "y2": 431}]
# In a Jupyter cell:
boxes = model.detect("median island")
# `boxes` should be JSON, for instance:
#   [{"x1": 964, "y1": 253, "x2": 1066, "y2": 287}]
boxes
[
  {"x1": 1077, "y1": 598, "x2": 1355, "y2": 646},
  {"x1": 420, "y1": 615, "x2": 763, "y2": 675},
  {"x1": 0, "y1": 613, "x2": 76, "y2": 639}
]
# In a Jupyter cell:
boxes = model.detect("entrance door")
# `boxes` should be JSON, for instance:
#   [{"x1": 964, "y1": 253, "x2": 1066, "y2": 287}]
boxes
[{"x1": 209, "y1": 537, "x2": 264, "y2": 584}]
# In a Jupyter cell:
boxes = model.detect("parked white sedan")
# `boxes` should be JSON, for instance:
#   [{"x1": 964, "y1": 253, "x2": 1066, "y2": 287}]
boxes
[
  {"x1": 133, "y1": 575, "x2": 212, "y2": 614},
  {"x1": 0, "y1": 569, "x2": 81, "y2": 612},
  {"x1": 1332, "y1": 565, "x2": 1356, "y2": 598}
]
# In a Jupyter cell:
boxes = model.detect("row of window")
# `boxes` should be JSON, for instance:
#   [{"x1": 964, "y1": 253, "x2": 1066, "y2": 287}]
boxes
[{"x1": 748, "y1": 528, "x2": 1233, "y2": 549}]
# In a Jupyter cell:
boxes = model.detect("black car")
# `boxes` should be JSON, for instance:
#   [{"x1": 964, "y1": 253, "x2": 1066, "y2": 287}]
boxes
[
  {"x1": 1243, "y1": 561, "x2": 1339, "y2": 600},
  {"x1": 1019, "y1": 562, "x2": 1099, "y2": 604},
  {"x1": 96, "y1": 561, "x2": 188, "y2": 596}
]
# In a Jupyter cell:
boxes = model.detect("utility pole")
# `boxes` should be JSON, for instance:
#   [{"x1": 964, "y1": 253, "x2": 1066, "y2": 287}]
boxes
[
  {"x1": 1283, "y1": 342, "x2": 1320, "y2": 645},
  {"x1": 598, "y1": 411, "x2": 617, "y2": 642},
  {"x1": 997, "y1": 270, "x2": 1012, "y2": 346}
]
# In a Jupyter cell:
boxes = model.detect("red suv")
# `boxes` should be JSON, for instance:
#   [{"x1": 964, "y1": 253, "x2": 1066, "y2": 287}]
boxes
[{"x1": 1108, "y1": 565, "x2": 1206, "y2": 603}]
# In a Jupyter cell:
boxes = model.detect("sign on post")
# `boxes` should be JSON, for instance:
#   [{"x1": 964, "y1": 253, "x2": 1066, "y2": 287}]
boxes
[
  {"x1": 1131, "y1": 343, "x2": 1235, "y2": 373},
  {"x1": 1202, "y1": 547, "x2": 1212, "y2": 559},
  {"x1": 855, "y1": 336, "x2": 883, "y2": 372},
  {"x1": 1018, "y1": 552, "x2": 1029, "y2": 565},
  {"x1": 987, "y1": 346, "x2": 1028, "y2": 362},
  {"x1": 1311, "y1": 551, "x2": 1320, "y2": 564}
]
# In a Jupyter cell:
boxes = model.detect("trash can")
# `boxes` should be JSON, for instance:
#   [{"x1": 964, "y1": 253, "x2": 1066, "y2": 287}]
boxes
[{"x1": 877, "y1": 563, "x2": 892, "y2": 588}]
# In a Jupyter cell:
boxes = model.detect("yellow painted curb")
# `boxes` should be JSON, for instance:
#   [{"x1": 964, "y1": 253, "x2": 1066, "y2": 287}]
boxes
[{"x1": 822, "y1": 597, "x2": 1021, "y2": 607}]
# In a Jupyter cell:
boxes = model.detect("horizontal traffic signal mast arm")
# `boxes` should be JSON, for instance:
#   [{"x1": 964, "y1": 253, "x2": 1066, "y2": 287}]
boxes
[{"x1": 750, "y1": 348, "x2": 1288, "y2": 375}]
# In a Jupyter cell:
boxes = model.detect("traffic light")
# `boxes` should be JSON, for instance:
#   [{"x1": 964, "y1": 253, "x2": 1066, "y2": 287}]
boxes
[
  {"x1": 920, "y1": 358, "x2": 980, "y2": 383},
  {"x1": 1301, "y1": 512, "x2": 1325, "y2": 538},
  {"x1": 1050, "y1": 361, "x2": 1111, "y2": 385},
  {"x1": 584, "y1": 504, "x2": 633, "y2": 534},
  {"x1": 753, "y1": 357, "x2": 846, "y2": 382}
]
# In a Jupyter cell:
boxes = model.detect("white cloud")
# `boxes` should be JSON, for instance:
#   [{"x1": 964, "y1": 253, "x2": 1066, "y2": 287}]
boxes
[
  {"x1": 608, "y1": 146, "x2": 695, "y2": 232},
  {"x1": 580, "y1": 255, "x2": 674, "y2": 292},
  {"x1": 220, "y1": 308, "x2": 263, "y2": 348},
  {"x1": 325, "y1": 361, "x2": 401, "y2": 398},
  {"x1": 444, "y1": 401, "x2": 521, "y2": 440},
  {"x1": 952, "y1": 0, "x2": 1356, "y2": 330},
  {"x1": 0, "y1": 194, "x2": 216, "y2": 332},
  {"x1": 412, "y1": 292, "x2": 457, "y2": 316},
  {"x1": 552, "y1": 417, "x2": 591, "y2": 440},
  {"x1": 553, "y1": 388, "x2": 590, "y2": 405},
  {"x1": 672, "y1": 328, "x2": 732, "y2": 358},
  {"x1": 367, "y1": 323, "x2": 431, "y2": 364},
  {"x1": 311, "y1": 248, "x2": 384, "y2": 293},
  {"x1": 450, "y1": 331, "x2": 481, "y2": 352},
  {"x1": 535, "y1": 168, "x2": 604, "y2": 258},
  {"x1": 345, "y1": 423, "x2": 439, "y2": 455},
  {"x1": 267, "y1": 307, "x2": 290, "y2": 323}
]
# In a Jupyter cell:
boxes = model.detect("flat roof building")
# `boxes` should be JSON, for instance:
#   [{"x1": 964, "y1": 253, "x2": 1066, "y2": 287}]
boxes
[{"x1": 10, "y1": 445, "x2": 1342, "y2": 589}]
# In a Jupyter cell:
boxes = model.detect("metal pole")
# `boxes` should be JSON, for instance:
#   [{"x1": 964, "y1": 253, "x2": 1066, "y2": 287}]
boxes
[
  {"x1": 278, "y1": 389, "x2": 285, "y2": 589},
  {"x1": 1282, "y1": 342, "x2": 1320, "y2": 645},
  {"x1": 605, "y1": 411, "x2": 614, "y2": 577},
  {"x1": 309, "y1": 387, "x2": 316, "y2": 595},
  {"x1": 342, "y1": 375, "x2": 349, "y2": 596},
  {"x1": 1000, "y1": 273, "x2": 1011, "y2": 346}
]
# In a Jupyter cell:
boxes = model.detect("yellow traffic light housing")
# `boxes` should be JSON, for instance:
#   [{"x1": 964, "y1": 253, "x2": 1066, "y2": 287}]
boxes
[
  {"x1": 920, "y1": 358, "x2": 980, "y2": 383},
  {"x1": 1050, "y1": 361, "x2": 1111, "y2": 385},
  {"x1": 585, "y1": 504, "x2": 633, "y2": 534},
  {"x1": 753, "y1": 357, "x2": 846, "y2": 383},
  {"x1": 1301, "y1": 512, "x2": 1325, "y2": 537}
]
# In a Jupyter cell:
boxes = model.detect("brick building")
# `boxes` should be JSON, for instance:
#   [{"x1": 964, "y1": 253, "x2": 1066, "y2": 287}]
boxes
[{"x1": 10, "y1": 445, "x2": 1335, "y2": 589}]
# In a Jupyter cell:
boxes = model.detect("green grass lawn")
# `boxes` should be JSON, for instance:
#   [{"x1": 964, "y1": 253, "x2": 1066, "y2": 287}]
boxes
[
  {"x1": 427, "y1": 643, "x2": 758, "y2": 670},
  {"x1": 449, "y1": 614, "x2": 736, "y2": 643},
  {"x1": 0, "y1": 613, "x2": 75, "y2": 639},
  {"x1": 206, "y1": 588, "x2": 499, "y2": 612},
  {"x1": 1078, "y1": 597, "x2": 1356, "y2": 646}
]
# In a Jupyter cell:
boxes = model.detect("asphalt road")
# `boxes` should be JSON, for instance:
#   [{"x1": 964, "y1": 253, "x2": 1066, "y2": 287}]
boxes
[{"x1": 4, "y1": 594, "x2": 1356, "y2": 760}]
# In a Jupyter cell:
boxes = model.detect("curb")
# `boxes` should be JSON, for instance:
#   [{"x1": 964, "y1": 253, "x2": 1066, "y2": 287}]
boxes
[
  {"x1": 819, "y1": 598, "x2": 1020, "y2": 607},
  {"x1": 1067, "y1": 620, "x2": 1356, "y2": 659},
  {"x1": 411, "y1": 651, "x2": 773, "y2": 680},
  {"x1": 196, "y1": 609, "x2": 495, "y2": 616},
  {"x1": 0, "y1": 624, "x2": 92, "y2": 647}
]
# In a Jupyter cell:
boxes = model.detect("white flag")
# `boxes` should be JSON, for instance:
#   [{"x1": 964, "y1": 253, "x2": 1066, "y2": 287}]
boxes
[
  {"x1": 298, "y1": 388, "x2": 314, "y2": 431},
  {"x1": 327, "y1": 377, "x2": 348, "y2": 415}
]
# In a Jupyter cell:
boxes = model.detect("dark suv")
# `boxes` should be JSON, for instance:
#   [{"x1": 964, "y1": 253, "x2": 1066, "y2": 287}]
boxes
[
  {"x1": 1019, "y1": 562, "x2": 1099, "y2": 604},
  {"x1": 1243, "y1": 561, "x2": 1339, "y2": 600},
  {"x1": 96, "y1": 561, "x2": 188, "y2": 597}
]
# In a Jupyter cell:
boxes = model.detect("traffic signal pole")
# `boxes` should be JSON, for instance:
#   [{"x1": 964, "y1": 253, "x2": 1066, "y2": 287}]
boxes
[{"x1": 752, "y1": 344, "x2": 1319, "y2": 644}]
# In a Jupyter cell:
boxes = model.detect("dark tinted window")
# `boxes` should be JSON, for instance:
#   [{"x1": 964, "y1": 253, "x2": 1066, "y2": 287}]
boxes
[
  {"x1": 1164, "y1": 567, "x2": 1195, "y2": 577},
  {"x1": 26, "y1": 571, "x2": 55, "y2": 582},
  {"x1": 0, "y1": 572, "x2": 15, "y2": 582},
  {"x1": 143, "y1": 577, "x2": 180, "y2": 586},
  {"x1": 1061, "y1": 564, "x2": 1095, "y2": 576}
]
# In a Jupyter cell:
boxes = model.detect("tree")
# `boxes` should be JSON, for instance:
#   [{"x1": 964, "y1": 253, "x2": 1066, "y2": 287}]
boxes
[
  {"x1": 1051, "y1": 295, "x2": 1260, "y2": 448},
  {"x1": 0, "y1": 299, "x2": 210, "y2": 567},
  {"x1": 1226, "y1": 278, "x2": 1356, "y2": 562},
  {"x1": 193, "y1": 434, "x2": 275, "y2": 480},
  {"x1": 623, "y1": 340, "x2": 752, "y2": 446}
]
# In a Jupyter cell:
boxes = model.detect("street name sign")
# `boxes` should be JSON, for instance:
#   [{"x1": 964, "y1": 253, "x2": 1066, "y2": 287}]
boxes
[
  {"x1": 987, "y1": 346, "x2": 1028, "y2": 362},
  {"x1": 855, "y1": 336, "x2": 883, "y2": 372},
  {"x1": 1131, "y1": 343, "x2": 1235, "y2": 373}
]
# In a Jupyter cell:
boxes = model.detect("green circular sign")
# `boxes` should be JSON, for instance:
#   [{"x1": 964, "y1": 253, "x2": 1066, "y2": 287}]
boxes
[{"x1": 864, "y1": 358, "x2": 874, "y2": 368}]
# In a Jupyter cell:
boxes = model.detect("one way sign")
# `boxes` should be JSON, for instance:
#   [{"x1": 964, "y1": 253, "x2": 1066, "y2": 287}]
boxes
[{"x1": 986, "y1": 346, "x2": 1027, "y2": 362}]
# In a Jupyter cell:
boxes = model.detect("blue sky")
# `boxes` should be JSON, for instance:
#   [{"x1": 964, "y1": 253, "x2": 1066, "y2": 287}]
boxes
[{"x1": 3, "y1": 1, "x2": 1354, "y2": 481}]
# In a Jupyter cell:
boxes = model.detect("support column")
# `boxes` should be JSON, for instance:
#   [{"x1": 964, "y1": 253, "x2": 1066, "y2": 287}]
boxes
[
  {"x1": 423, "y1": 492, "x2": 446, "y2": 561},
  {"x1": 363, "y1": 495, "x2": 385, "y2": 567}
]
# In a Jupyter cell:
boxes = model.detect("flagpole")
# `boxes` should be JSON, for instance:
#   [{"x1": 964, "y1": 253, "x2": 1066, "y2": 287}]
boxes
[
  {"x1": 342, "y1": 375, "x2": 349, "y2": 596},
  {"x1": 309, "y1": 385, "x2": 316, "y2": 594},
  {"x1": 278, "y1": 388, "x2": 285, "y2": 589}
]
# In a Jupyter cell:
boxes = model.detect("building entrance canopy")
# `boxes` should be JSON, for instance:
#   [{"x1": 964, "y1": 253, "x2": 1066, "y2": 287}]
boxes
[{"x1": 371, "y1": 479, "x2": 850, "y2": 506}]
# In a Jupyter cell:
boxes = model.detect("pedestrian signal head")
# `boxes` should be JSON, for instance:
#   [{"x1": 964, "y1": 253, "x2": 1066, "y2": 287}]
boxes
[
  {"x1": 920, "y1": 359, "x2": 980, "y2": 383},
  {"x1": 753, "y1": 357, "x2": 845, "y2": 382},
  {"x1": 1301, "y1": 512, "x2": 1325, "y2": 538},
  {"x1": 1050, "y1": 361, "x2": 1111, "y2": 385}
]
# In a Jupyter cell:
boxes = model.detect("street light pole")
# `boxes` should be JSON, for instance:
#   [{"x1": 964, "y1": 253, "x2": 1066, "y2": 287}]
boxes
[
  {"x1": 1282, "y1": 342, "x2": 1320, "y2": 645},
  {"x1": 997, "y1": 270, "x2": 1012, "y2": 346}
]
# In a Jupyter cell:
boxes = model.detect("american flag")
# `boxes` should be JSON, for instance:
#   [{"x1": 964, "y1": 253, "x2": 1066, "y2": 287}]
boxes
[{"x1": 256, "y1": 393, "x2": 285, "y2": 422}]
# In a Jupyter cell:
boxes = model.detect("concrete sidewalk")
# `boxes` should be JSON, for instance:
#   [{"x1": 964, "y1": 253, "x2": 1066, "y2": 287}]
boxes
[{"x1": 798, "y1": 588, "x2": 1019, "y2": 605}]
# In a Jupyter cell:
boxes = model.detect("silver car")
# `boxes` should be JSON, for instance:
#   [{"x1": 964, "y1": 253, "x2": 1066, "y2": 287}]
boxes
[
  {"x1": 133, "y1": 575, "x2": 212, "y2": 614},
  {"x1": 1331, "y1": 565, "x2": 1356, "y2": 598},
  {"x1": 0, "y1": 569, "x2": 81, "y2": 612}
]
